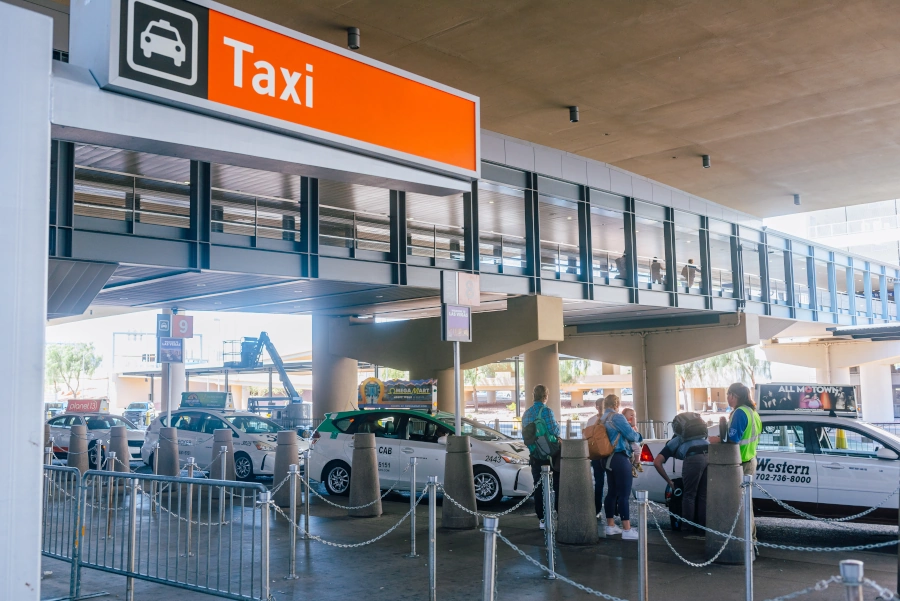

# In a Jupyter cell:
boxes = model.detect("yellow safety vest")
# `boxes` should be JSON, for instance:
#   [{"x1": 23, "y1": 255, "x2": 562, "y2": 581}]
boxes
[{"x1": 729, "y1": 405, "x2": 762, "y2": 463}]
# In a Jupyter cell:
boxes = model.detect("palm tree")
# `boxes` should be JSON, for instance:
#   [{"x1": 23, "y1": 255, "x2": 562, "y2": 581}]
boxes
[
  {"x1": 705, "y1": 347, "x2": 771, "y2": 388},
  {"x1": 559, "y1": 359, "x2": 590, "y2": 384},
  {"x1": 676, "y1": 360, "x2": 705, "y2": 411},
  {"x1": 464, "y1": 364, "x2": 496, "y2": 411}
]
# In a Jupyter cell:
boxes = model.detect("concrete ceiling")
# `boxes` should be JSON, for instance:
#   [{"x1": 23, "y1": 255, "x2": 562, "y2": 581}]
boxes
[{"x1": 216, "y1": 0, "x2": 900, "y2": 218}]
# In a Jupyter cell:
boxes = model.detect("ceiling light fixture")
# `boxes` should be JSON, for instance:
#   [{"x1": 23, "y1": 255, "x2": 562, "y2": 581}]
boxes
[
  {"x1": 569, "y1": 106, "x2": 579, "y2": 123},
  {"x1": 702, "y1": 155, "x2": 711, "y2": 169},
  {"x1": 347, "y1": 27, "x2": 360, "y2": 50},
  {"x1": 793, "y1": 194, "x2": 801, "y2": 206}
]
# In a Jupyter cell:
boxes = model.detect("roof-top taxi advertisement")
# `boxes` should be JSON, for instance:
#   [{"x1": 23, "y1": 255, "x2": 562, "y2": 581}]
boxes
[
  {"x1": 756, "y1": 383, "x2": 858, "y2": 414},
  {"x1": 358, "y1": 378, "x2": 437, "y2": 412}
]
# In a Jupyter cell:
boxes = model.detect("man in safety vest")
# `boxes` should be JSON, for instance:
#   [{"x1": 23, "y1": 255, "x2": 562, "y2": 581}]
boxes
[{"x1": 711, "y1": 382, "x2": 762, "y2": 547}]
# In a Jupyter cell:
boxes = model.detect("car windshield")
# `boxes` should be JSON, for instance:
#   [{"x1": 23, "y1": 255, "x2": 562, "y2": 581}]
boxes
[
  {"x1": 126, "y1": 403, "x2": 148, "y2": 410},
  {"x1": 437, "y1": 417, "x2": 510, "y2": 441},
  {"x1": 859, "y1": 422, "x2": 900, "y2": 450},
  {"x1": 226, "y1": 415, "x2": 282, "y2": 434},
  {"x1": 85, "y1": 415, "x2": 137, "y2": 430},
  {"x1": 148, "y1": 25, "x2": 178, "y2": 40}
]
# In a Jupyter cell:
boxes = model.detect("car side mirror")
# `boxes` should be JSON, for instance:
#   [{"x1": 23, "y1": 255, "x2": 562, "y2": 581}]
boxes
[
  {"x1": 300, "y1": 429, "x2": 313, "y2": 439},
  {"x1": 876, "y1": 447, "x2": 898, "y2": 460},
  {"x1": 437, "y1": 435, "x2": 448, "y2": 445}
]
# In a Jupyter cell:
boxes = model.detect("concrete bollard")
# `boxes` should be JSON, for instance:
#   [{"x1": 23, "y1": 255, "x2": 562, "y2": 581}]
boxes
[
  {"x1": 109, "y1": 426, "x2": 131, "y2": 473},
  {"x1": 705, "y1": 442, "x2": 745, "y2": 564},
  {"x1": 157, "y1": 427, "x2": 180, "y2": 477},
  {"x1": 441, "y1": 435, "x2": 478, "y2": 530},
  {"x1": 68, "y1": 424, "x2": 89, "y2": 474},
  {"x1": 211, "y1": 429, "x2": 236, "y2": 481},
  {"x1": 348, "y1": 433, "x2": 382, "y2": 517},
  {"x1": 557, "y1": 439, "x2": 598, "y2": 544},
  {"x1": 274, "y1": 430, "x2": 301, "y2": 507}
]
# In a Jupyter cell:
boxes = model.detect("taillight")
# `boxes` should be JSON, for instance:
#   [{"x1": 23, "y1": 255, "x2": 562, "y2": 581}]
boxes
[
  {"x1": 311, "y1": 431, "x2": 320, "y2": 444},
  {"x1": 639, "y1": 444, "x2": 654, "y2": 463}
]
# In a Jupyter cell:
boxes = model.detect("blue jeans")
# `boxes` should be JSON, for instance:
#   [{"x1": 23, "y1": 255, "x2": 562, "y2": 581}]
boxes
[
  {"x1": 591, "y1": 459, "x2": 606, "y2": 515},
  {"x1": 603, "y1": 453, "x2": 633, "y2": 522}
]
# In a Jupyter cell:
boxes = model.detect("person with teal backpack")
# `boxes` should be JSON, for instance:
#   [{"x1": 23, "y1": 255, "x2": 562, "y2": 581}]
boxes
[{"x1": 522, "y1": 384, "x2": 561, "y2": 530}]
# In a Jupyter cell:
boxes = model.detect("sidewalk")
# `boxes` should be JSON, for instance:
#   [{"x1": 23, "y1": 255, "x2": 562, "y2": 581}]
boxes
[{"x1": 41, "y1": 492, "x2": 897, "y2": 601}]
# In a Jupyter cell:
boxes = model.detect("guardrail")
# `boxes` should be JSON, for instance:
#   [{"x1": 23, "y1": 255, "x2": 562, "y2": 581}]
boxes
[{"x1": 42, "y1": 461, "x2": 270, "y2": 601}]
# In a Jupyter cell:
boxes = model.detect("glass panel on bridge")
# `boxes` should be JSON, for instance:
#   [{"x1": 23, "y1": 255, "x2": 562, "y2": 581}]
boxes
[
  {"x1": 478, "y1": 181, "x2": 527, "y2": 271},
  {"x1": 792, "y1": 251, "x2": 811, "y2": 309},
  {"x1": 673, "y1": 218, "x2": 701, "y2": 293},
  {"x1": 768, "y1": 247, "x2": 788, "y2": 304},
  {"x1": 709, "y1": 230, "x2": 733, "y2": 297},
  {"x1": 211, "y1": 164, "x2": 303, "y2": 242},
  {"x1": 590, "y1": 206, "x2": 626, "y2": 284},
  {"x1": 318, "y1": 180, "x2": 391, "y2": 252},
  {"x1": 814, "y1": 258, "x2": 832, "y2": 313},
  {"x1": 853, "y1": 268, "x2": 867, "y2": 315},
  {"x1": 73, "y1": 144, "x2": 190, "y2": 228},
  {"x1": 871, "y1": 272, "x2": 884, "y2": 317},
  {"x1": 406, "y1": 191, "x2": 465, "y2": 261},
  {"x1": 634, "y1": 215, "x2": 666, "y2": 289},
  {"x1": 741, "y1": 238, "x2": 763, "y2": 301},
  {"x1": 538, "y1": 195, "x2": 581, "y2": 278},
  {"x1": 835, "y1": 265, "x2": 851, "y2": 314}
]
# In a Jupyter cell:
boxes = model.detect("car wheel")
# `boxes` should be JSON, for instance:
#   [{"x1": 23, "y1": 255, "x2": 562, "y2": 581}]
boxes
[
  {"x1": 234, "y1": 452, "x2": 254, "y2": 481},
  {"x1": 88, "y1": 441, "x2": 106, "y2": 470},
  {"x1": 473, "y1": 466, "x2": 502, "y2": 507},
  {"x1": 323, "y1": 461, "x2": 351, "y2": 496}
]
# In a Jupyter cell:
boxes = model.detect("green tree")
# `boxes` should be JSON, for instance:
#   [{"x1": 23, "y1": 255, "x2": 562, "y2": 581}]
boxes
[
  {"x1": 46, "y1": 343, "x2": 103, "y2": 396},
  {"x1": 464, "y1": 364, "x2": 496, "y2": 410},
  {"x1": 676, "y1": 360, "x2": 706, "y2": 411},
  {"x1": 708, "y1": 347, "x2": 771, "y2": 388},
  {"x1": 559, "y1": 359, "x2": 590, "y2": 384},
  {"x1": 379, "y1": 367, "x2": 408, "y2": 381}
]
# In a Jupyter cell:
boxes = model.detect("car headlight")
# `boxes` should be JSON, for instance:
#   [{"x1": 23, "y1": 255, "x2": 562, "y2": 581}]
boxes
[
  {"x1": 497, "y1": 452, "x2": 528, "y2": 465},
  {"x1": 254, "y1": 442, "x2": 276, "y2": 452}
]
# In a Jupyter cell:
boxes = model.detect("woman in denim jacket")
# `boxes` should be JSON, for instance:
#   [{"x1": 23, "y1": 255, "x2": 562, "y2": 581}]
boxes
[{"x1": 601, "y1": 394, "x2": 643, "y2": 540}]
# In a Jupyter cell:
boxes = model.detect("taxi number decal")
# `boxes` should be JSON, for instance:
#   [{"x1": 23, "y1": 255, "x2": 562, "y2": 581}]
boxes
[
  {"x1": 757, "y1": 473, "x2": 812, "y2": 484},
  {"x1": 178, "y1": 440, "x2": 193, "y2": 446},
  {"x1": 378, "y1": 446, "x2": 393, "y2": 455},
  {"x1": 378, "y1": 462, "x2": 390, "y2": 469},
  {"x1": 484, "y1": 455, "x2": 502, "y2": 464}
]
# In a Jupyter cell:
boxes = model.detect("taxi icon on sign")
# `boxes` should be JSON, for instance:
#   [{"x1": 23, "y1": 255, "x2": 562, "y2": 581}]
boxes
[{"x1": 140, "y1": 19, "x2": 186, "y2": 67}]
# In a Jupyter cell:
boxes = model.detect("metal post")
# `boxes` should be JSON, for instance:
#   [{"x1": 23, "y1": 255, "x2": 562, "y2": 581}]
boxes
[
  {"x1": 44, "y1": 446, "x2": 52, "y2": 466},
  {"x1": 514, "y1": 356, "x2": 521, "y2": 418},
  {"x1": 637, "y1": 490, "x2": 649, "y2": 601},
  {"x1": 839, "y1": 560, "x2": 864, "y2": 601},
  {"x1": 743, "y1": 474, "x2": 754, "y2": 601},
  {"x1": 259, "y1": 491, "x2": 271, "y2": 601},
  {"x1": 125, "y1": 478, "x2": 138, "y2": 601},
  {"x1": 105, "y1": 451, "x2": 117, "y2": 538},
  {"x1": 303, "y1": 448, "x2": 311, "y2": 540},
  {"x1": 286, "y1": 464, "x2": 299, "y2": 580},
  {"x1": 185, "y1": 457, "x2": 195, "y2": 557},
  {"x1": 481, "y1": 516, "x2": 500, "y2": 601},
  {"x1": 541, "y1": 465, "x2": 556, "y2": 580},
  {"x1": 405, "y1": 457, "x2": 419, "y2": 558},
  {"x1": 454, "y1": 341, "x2": 461, "y2": 435},
  {"x1": 70, "y1": 468, "x2": 84, "y2": 598},
  {"x1": 151, "y1": 442, "x2": 160, "y2": 515},
  {"x1": 428, "y1": 475, "x2": 438, "y2": 601},
  {"x1": 219, "y1": 445, "x2": 227, "y2": 523}
]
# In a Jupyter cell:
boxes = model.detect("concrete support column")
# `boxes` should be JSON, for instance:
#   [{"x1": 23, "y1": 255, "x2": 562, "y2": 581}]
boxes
[
  {"x1": 312, "y1": 315, "x2": 359, "y2": 418},
  {"x1": 524, "y1": 344, "x2": 561, "y2": 415},
  {"x1": 0, "y1": 7, "x2": 52, "y2": 599},
  {"x1": 859, "y1": 363, "x2": 895, "y2": 423},
  {"x1": 435, "y1": 368, "x2": 464, "y2": 416},
  {"x1": 815, "y1": 365, "x2": 851, "y2": 385},
  {"x1": 570, "y1": 390, "x2": 584, "y2": 407},
  {"x1": 631, "y1": 362, "x2": 677, "y2": 423},
  {"x1": 486, "y1": 390, "x2": 497, "y2": 404}
]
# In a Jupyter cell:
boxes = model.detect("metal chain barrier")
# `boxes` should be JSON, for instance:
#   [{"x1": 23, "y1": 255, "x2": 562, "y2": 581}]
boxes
[
  {"x1": 647, "y1": 499, "x2": 898, "y2": 552},
  {"x1": 761, "y1": 575, "x2": 841, "y2": 601},
  {"x1": 305, "y1": 461, "x2": 412, "y2": 510},
  {"x1": 134, "y1": 483, "x2": 231, "y2": 526},
  {"x1": 271, "y1": 490, "x2": 426, "y2": 548},
  {"x1": 649, "y1": 490, "x2": 744, "y2": 568},
  {"x1": 864, "y1": 578, "x2": 896, "y2": 601},
  {"x1": 754, "y1": 482, "x2": 900, "y2": 523},
  {"x1": 496, "y1": 532, "x2": 629, "y2": 601},
  {"x1": 438, "y1": 481, "x2": 540, "y2": 519}
]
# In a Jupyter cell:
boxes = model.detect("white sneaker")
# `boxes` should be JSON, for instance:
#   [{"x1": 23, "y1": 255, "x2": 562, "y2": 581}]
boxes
[
  {"x1": 539, "y1": 520, "x2": 546, "y2": 530},
  {"x1": 605, "y1": 525, "x2": 622, "y2": 536},
  {"x1": 621, "y1": 529, "x2": 639, "y2": 541}
]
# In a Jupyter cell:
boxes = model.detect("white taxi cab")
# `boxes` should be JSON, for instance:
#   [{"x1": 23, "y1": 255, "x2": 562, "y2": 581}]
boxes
[
  {"x1": 636, "y1": 410, "x2": 900, "y2": 523},
  {"x1": 308, "y1": 409, "x2": 533, "y2": 506},
  {"x1": 140, "y1": 391, "x2": 308, "y2": 481},
  {"x1": 47, "y1": 398, "x2": 146, "y2": 468}
]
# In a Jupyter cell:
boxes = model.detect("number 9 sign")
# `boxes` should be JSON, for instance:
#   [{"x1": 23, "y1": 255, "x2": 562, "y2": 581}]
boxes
[{"x1": 172, "y1": 315, "x2": 193, "y2": 338}]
